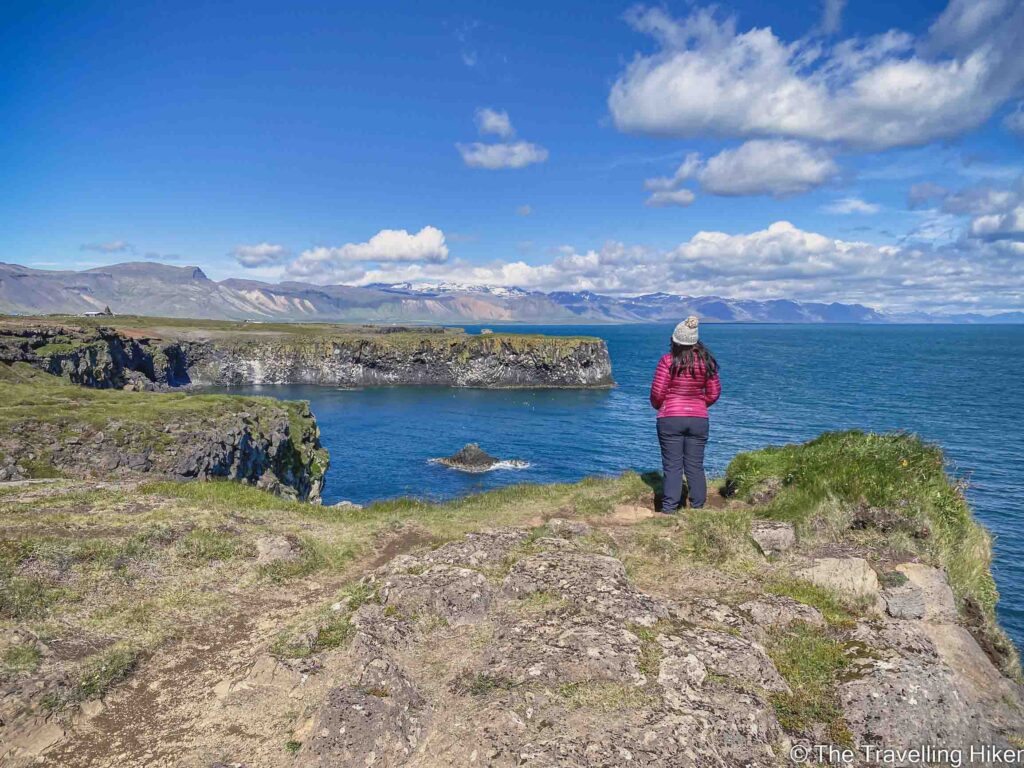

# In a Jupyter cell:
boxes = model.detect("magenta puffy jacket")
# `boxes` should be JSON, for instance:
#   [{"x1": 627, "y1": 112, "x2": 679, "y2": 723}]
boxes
[{"x1": 649, "y1": 353, "x2": 721, "y2": 418}]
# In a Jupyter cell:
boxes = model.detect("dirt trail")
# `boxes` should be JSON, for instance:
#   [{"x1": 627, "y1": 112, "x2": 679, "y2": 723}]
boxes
[
  {"x1": 40, "y1": 579, "x2": 342, "y2": 768},
  {"x1": 30, "y1": 498, "x2": 733, "y2": 767},
  {"x1": 33, "y1": 528, "x2": 441, "y2": 768}
]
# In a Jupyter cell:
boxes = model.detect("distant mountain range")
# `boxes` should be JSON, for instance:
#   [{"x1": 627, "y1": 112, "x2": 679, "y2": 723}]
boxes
[{"x1": 1, "y1": 261, "x2": 1021, "y2": 325}]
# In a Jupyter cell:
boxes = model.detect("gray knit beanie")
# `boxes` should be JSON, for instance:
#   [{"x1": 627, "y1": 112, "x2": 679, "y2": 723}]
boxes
[{"x1": 672, "y1": 315, "x2": 700, "y2": 345}]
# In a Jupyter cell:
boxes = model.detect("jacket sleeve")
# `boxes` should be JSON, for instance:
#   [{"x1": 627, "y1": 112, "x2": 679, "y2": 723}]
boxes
[
  {"x1": 704, "y1": 373, "x2": 721, "y2": 406},
  {"x1": 649, "y1": 358, "x2": 670, "y2": 409}
]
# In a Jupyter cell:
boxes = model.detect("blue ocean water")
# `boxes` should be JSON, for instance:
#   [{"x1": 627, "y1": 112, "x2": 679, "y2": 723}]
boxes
[{"x1": 211, "y1": 324, "x2": 1024, "y2": 645}]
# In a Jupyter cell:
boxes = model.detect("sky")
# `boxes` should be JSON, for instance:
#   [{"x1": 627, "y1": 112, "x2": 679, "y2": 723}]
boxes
[{"x1": 2, "y1": 0, "x2": 1023, "y2": 313}]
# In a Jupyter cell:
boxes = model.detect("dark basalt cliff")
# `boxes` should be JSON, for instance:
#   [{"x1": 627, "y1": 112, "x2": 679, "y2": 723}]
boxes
[
  {"x1": 0, "y1": 363, "x2": 329, "y2": 502},
  {"x1": 0, "y1": 318, "x2": 614, "y2": 390}
]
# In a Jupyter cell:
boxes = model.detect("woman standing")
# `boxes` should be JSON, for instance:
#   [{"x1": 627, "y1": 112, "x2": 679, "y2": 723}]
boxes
[{"x1": 649, "y1": 316, "x2": 721, "y2": 512}]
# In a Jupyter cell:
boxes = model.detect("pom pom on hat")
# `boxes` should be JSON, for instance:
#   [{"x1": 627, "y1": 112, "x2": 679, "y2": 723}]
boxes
[{"x1": 672, "y1": 315, "x2": 700, "y2": 345}]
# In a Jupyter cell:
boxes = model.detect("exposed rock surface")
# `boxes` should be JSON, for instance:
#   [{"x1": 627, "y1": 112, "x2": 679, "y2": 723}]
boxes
[
  {"x1": 293, "y1": 527, "x2": 1023, "y2": 767},
  {"x1": 432, "y1": 443, "x2": 526, "y2": 473},
  {"x1": 749, "y1": 520, "x2": 796, "y2": 556},
  {"x1": 796, "y1": 556, "x2": 881, "y2": 601},
  {"x1": 0, "y1": 319, "x2": 614, "y2": 390}
]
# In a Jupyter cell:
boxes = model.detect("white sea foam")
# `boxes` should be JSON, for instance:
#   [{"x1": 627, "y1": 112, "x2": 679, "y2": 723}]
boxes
[{"x1": 427, "y1": 458, "x2": 530, "y2": 473}]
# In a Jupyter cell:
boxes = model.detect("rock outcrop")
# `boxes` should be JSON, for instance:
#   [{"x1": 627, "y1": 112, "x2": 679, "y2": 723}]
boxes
[
  {"x1": 295, "y1": 525, "x2": 1023, "y2": 766},
  {"x1": 431, "y1": 443, "x2": 526, "y2": 472},
  {"x1": 0, "y1": 318, "x2": 615, "y2": 390},
  {"x1": 0, "y1": 363, "x2": 328, "y2": 501}
]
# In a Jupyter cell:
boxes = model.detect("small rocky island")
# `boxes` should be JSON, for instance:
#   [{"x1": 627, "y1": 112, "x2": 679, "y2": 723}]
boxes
[
  {"x1": 431, "y1": 443, "x2": 527, "y2": 472},
  {"x1": 0, "y1": 316, "x2": 614, "y2": 390}
]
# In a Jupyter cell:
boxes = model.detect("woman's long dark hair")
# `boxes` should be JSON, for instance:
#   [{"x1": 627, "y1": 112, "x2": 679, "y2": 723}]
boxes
[{"x1": 670, "y1": 340, "x2": 718, "y2": 378}]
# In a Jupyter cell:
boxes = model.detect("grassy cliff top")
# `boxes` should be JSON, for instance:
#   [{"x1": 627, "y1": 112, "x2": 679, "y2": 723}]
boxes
[
  {"x1": 0, "y1": 363, "x2": 307, "y2": 434},
  {"x1": 1, "y1": 430, "x2": 1018, "y2": 762},
  {"x1": 0, "y1": 314, "x2": 605, "y2": 348},
  {"x1": 0, "y1": 363, "x2": 325, "y2": 484}
]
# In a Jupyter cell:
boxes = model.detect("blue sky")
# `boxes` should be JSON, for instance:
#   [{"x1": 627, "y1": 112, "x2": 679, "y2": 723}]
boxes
[{"x1": 2, "y1": 0, "x2": 1023, "y2": 311}]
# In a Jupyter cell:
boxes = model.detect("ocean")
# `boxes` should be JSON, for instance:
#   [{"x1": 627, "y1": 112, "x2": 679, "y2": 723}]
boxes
[{"x1": 207, "y1": 323, "x2": 1024, "y2": 646}]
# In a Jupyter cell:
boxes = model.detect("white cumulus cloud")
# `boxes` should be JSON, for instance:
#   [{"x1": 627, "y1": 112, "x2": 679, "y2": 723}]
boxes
[
  {"x1": 970, "y1": 206, "x2": 1024, "y2": 241},
  {"x1": 287, "y1": 220, "x2": 1024, "y2": 312},
  {"x1": 476, "y1": 107, "x2": 514, "y2": 138},
  {"x1": 609, "y1": 2, "x2": 1024, "y2": 151},
  {"x1": 644, "y1": 140, "x2": 836, "y2": 201},
  {"x1": 823, "y1": 197, "x2": 881, "y2": 214},
  {"x1": 232, "y1": 243, "x2": 289, "y2": 268},
  {"x1": 457, "y1": 141, "x2": 549, "y2": 170},
  {"x1": 288, "y1": 227, "x2": 449, "y2": 281},
  {"x1": 645, "y1": 188, "x2": 696, "y2": 207},
  {"x1": 457, "y1": 109, "x2": 548, "y2": 169}
]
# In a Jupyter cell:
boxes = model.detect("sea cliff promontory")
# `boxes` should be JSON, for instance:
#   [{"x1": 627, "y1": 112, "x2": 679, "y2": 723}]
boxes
[
  {"x1": 0, "y1": 347, "x2": 1020, "y2": 765},
  {"x1": 0, "y1": 316, "x2": 614, "y2": 390},
  {"x1": 1, "y1": 416, "x2": 1021, "y2": 764}
]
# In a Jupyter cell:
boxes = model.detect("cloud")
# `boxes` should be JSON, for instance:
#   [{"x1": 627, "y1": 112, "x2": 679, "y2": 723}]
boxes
[
  {"x1": 458, "y1": 110, "x2": 548, "y2": 169},
  {"x1": 970, "y1": 206, "x2": 1024, "y2": 241},
  {"x1": 476, "y1": 108, "x2": 514, "y2": 139},
  {"x1": 818, "y1": 0, "x2": 847, "y2": 35},
  {"x1": 1006, "y1": 102, "x2": 1024, "y2": 135},
  {"x1": 283, "y1": 220, "x2": 1023, "y2": 312},
  {"x1": 457, "y1": 141, "x2": 549, "y2": 169},
  {"x1": 645, "y1": 188, "x2": 696, "y2": 207},
  {"x1": 823, "y1": 197, "x2": 880, "y2": 214},
  {"x1": 645, "y1": 140, "x2": 836, "y2": 201},
  {"x1": 609, "y1": 2, "x2": 1024, "y2": 151},
  {"x1": 80, "y1": 240, "x2": 134, "y2": 254},
  {"x1": 907, "y1": 182, "x2": 950, "y2": 208},
  {"x1": 287, "y1": 227, "x2": 449, "y2": 281},
  {"x1": 516, "y1": 204, "x2": 533, "y2": 216},
  {"x1": 232, "y1": 243, "x2": 289, "y2": 268}
]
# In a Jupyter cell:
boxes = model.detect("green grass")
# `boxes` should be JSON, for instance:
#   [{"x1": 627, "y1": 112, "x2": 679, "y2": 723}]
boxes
[
  {"x1": 765, "y1": 576, "x2": 861, "y2": 628},
  {"x1": 556, "y1": 680, "x2": 656, "y2": 711},
  {"x1": 0, "y1": 575, "x2": 64, "y2": 619},
  {"x1": 270, "y1": 582, "x2": 380, "y2": 658},
  {"x1": 140, "y1": 478, "x2": 311, "y2": 513},
  {"x1": 629, "y1": 622, "x2": 668, "y2": 678},
  {"x1": 42, "y1": 645, "x2": 141, "y2": 711},
  {"x1": 34, "y1": 339, "x2": 89, "y2": 356},
  {"x1": 3, "y1": 643, "x2": 42, "y2": 673},
  {"x1": 765, "y1": 622, "x2": 852, "y2": 744},
  {"x1": 0, "y1": 363, "x2": 327, "y2": 487},
  {"x1": 684, "y1": 508, "x2": 754, "y2": 563},
  {"x1": 454, "y1": 672, "x2": 516, "y2": 696},
  {"x1": 726, "y1": 431, "x2": 1011, "y2": 667},
  {"x1": 176, "y1": 528, "x2": 250, "y2": 564},
  {"x1": 258, "y1": 537, "x2": 355, "y2": 583}
]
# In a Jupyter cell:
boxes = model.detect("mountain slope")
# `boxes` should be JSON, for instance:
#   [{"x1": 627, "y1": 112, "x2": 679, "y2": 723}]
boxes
[{"x1": 1, "y1": 261, "x2": 1019, "y2": 323}]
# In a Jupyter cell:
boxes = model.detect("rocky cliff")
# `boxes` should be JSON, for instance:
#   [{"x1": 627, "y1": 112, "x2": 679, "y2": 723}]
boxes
[
  {"x1": 1, "y1": 432, "x2": 1020, "y2": 766},
  {"x1": 0, "y1": 317, "x2": 614, "y2": 389},
  {"x1": 0, "y1": 363, "x2": 328, "y2": 502}
]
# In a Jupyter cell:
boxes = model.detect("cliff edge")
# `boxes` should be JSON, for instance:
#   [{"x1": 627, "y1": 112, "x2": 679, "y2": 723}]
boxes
[
  {"x1": 0, "y1": 363, "x2": 328, "y2": 502},
  {"x1": 1, "y1": 431, "x2": 1020, "y2": 766},
  {"x1": 0, "y1": 316, "x2": 614, "y2": 390}
]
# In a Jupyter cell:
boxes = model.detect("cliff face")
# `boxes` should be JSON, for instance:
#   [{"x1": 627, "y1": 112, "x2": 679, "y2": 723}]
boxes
[
  {"x1": 186, "y1": 334, "x2": 613, "y2": 388},
  {"x1": 0, "y1": 318, "x2": 614, "y2": 389},
  {"x1": 0, "y1": 364, "x2": 328, "y2": 502}
]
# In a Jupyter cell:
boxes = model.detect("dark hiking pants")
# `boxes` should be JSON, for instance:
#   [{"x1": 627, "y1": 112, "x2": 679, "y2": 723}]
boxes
[{"x1": 656, "y1": 416, "x2": 709, "y2": 512}]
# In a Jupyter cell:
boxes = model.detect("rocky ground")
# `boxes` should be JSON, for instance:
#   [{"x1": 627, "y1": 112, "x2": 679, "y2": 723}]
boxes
[{"x1": 1, "y1": 431, "x2": 1021, "y2": 766}]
